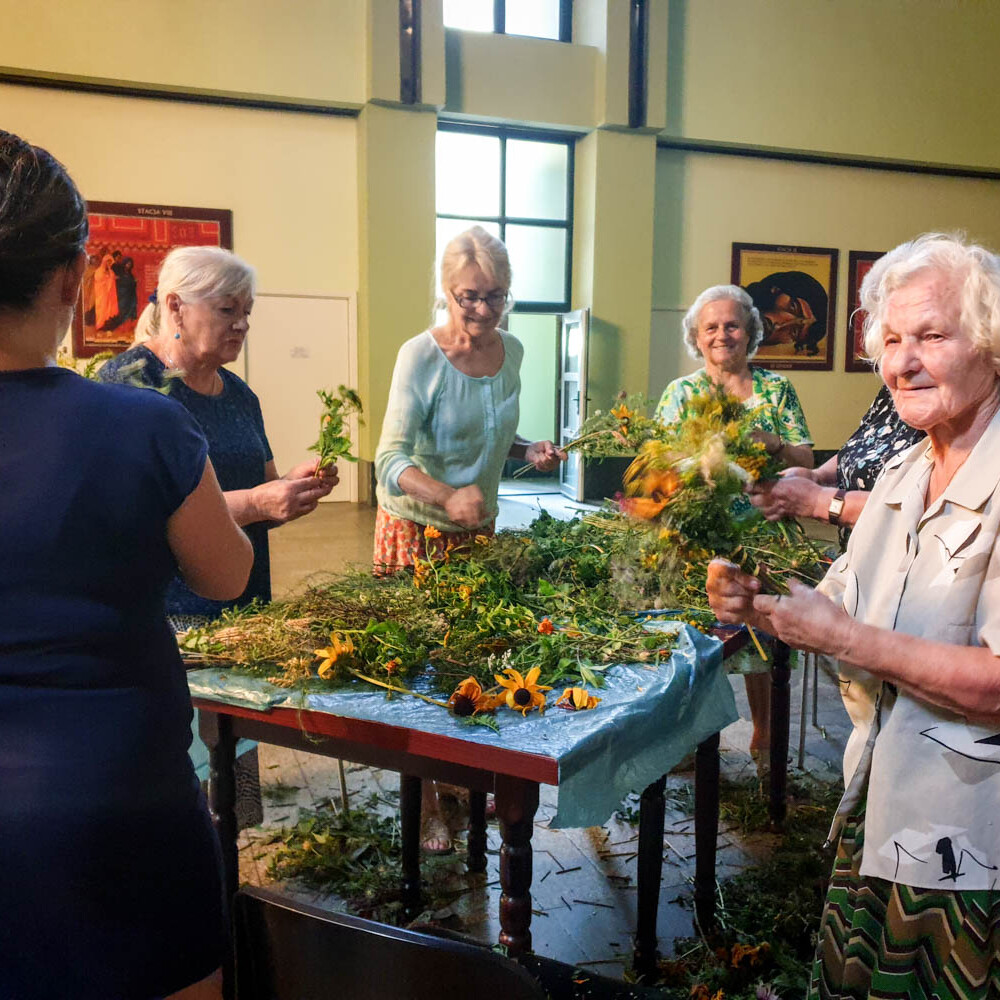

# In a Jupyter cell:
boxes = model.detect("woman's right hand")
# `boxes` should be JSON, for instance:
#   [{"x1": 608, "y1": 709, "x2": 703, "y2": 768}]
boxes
[
  {"x1": 707, "y1": 558, "x2": 762, "y2": 625},
  {"x1": 251, "y1": 476, "x2": 332, "y2": 524},
  {"x1": 444, "y1": 485, "x2": 488, "y2": 529},
  {"x1": 747, "y1": 475, "x2": 823, "y2": 521}
]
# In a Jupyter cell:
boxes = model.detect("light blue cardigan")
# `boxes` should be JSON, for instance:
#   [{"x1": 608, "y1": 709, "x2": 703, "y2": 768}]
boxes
[{"x1": 375, "y1": 329, "x2": 523, "y2": 529}]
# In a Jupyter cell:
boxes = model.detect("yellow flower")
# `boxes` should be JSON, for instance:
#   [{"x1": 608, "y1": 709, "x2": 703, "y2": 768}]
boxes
[
  {"x1": 457, "y1": 584, "x2": 473, "y2": 602},
  {"x1": 313, "y1": 632, "x2": 355, "y2": 679},
  {"x1": 555, "y1": 687, "x2": 601, "y2": 711},
  {"x1": 447, "y1": 676, "x2": 492, "y2": 717},
  {"x1": 494, "y1": 666, "x2": 552, "y2": 715},
  {"x1": 423, "y1": 524, "x2": 442, "y2": 540},
  {"x1": 474, "y1": 534, "x2": 492, "y2": 546}
]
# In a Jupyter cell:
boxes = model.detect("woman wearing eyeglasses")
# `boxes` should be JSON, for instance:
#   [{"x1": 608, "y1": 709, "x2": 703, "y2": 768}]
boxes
[
  {"x1": 374, "y1": 225, "x2": 564, "y2": 851},
  {"x1": 374, "y1": 225, "x2": 564, "y2": 574}
]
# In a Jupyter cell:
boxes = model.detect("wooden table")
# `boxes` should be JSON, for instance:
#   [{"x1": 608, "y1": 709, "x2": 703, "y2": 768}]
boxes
[{"x1": 195, "y1": 628, "x2": 790, "y2": 988}]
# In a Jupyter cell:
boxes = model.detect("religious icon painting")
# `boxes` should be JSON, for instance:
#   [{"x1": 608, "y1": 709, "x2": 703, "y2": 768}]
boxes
[
  {"x1": 845, "y1": 250, "x2": 884, "y2": 372},
  {"x1": 72, "y1": 201, "x2": 232, "y2": 358},
  {"x1": 731, "y1": 242, "x2": 839, "y2": 371}
]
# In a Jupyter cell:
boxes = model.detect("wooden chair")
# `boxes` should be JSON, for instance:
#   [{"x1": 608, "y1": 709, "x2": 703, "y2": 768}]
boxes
[{"x1": 233, "y1": 886, "x2": 548, "y2": 1000}]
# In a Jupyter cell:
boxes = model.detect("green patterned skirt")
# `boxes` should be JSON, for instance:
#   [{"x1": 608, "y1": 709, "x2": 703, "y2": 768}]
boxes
[{"x1": 809, "y1": 808, "x2": 1000, "y2": 999}]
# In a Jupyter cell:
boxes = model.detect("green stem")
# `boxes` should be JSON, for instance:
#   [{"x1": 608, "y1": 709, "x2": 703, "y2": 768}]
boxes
[{"x1": 349, "y1": 669, "x2": 450, "y2": 708}]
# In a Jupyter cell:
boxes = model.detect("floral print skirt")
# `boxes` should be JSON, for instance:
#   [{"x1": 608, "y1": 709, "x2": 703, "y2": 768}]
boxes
[{"x1": 372, "y1": 506, "x2": 493, "y2": 576}]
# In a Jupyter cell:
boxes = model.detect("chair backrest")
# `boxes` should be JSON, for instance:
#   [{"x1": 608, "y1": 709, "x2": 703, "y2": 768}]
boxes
[{"x1": 234, "y1": 886, "x2": 549, "y2": 1000}]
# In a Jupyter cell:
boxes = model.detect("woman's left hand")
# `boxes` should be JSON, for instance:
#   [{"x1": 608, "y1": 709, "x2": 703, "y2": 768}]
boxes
[
  {"x1": 525, "y1": 440, "x2": 567, "y2": 472},
  {"x1": 753, "y1": 579, "x2": 853, "y2": 656},
  {"x1": 285, "y1": 458, "x2": 340, "y2": 487}
]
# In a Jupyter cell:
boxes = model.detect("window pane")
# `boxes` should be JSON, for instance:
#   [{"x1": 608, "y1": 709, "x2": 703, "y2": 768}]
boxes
[
  {"x1": 442, "y1": 0, "x2": 494, "y2": 32},
  {"x1": 435, "y1": 218, "x2": 502, "y2": 297},
  {"x1": 506, "y1": 140, "x2": 568, "y2": 221},
  {"x1": 436, "y1": 131, "x2": 501, "y2": 217},
  {"x1": 506, "y1": 314, "x2": 558, "y2": 441},
  {"x1": 505, "y1": 225, "x2": 567, "y2": 304},
  {"x1": 505, "y1": 0, "x2": 561, "y2": 39}
]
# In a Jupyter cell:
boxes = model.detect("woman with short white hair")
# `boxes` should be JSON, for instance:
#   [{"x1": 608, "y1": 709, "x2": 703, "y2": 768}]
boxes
[
  {"x1": 709, "y1": 233, "x2": 1000, "y2": 1000},
  {"x1": 100, "y1": 245, "x2": 339, "y2": 825},
  {"x1": 657, "y1": 283, "x2": 814, "y2": 768}
]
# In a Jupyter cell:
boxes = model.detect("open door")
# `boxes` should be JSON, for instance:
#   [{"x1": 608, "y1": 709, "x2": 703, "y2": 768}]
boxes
[{"x1": 558, "y1": 308, "x2": 589, "y2": 501}]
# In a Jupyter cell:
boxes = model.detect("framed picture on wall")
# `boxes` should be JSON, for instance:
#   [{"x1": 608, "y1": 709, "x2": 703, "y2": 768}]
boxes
[
  {"x1": 730, "y1": 242, "x2": 839, "y2": 371},
  {"x1": 845, "y1": 250, "x2": 883, "y2": 372},
  {"x1": 72, "y1": 201, "x2": 232, "y2": 358}
]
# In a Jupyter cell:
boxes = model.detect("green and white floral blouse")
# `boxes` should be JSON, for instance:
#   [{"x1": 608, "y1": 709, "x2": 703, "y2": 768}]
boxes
[{"x1": 655, "y1": 366, "x2": 813, "y2": 446}]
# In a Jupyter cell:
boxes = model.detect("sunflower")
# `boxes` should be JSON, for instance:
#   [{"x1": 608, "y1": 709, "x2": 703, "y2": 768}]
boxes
[
  {"x1": 313, "y1": 632, "x2": 355, "y2": 679},
  {"x1": 447, "y1": 676, "x2": 492, "y2": 717},
  {"x1": 555, "y1": 687, "x2": 601, "y2": 711},
  {"x1": 494, "y1": 667, "x2": 552, "y2": 715}
]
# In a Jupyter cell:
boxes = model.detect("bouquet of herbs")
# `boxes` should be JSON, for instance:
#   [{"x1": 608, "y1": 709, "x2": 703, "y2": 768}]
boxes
[
  {"x1": 564, "y1": 391, "x2": 666, "y2": 458},
  {"x1": 602, "y1": 387, "x2": 830, "y2": 613},
  {"x1": 309, "y1": 385, "x2": 364, "y2": 469}
]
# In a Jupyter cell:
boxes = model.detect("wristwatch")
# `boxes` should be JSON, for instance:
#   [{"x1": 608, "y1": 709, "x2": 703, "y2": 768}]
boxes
[{"x1": 827, "y1": 489, "x2": 847, "y2": 526}]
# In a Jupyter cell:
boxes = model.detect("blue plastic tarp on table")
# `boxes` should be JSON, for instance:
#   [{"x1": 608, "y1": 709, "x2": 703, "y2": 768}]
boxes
[{"x1": 186, "y1": 624, "x2": 738, "y2": 829}]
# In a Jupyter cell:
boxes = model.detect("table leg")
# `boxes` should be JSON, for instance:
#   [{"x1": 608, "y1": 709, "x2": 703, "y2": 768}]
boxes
[
  {"x1": 200, "y1": 710, "x2": 237, "y2": 1000},
  {"x1": 694, "y1": 732, "x2": 720, "y2": 933},
  {"x1": 769, "y1": 640, "x2": 791, "y2": 829},
  {"x1": 400, "y1": 773, "x2": 422, "y2": 919},
  {"x1": 495, "y1": 774, "x2": 539, "y2": 956},
  {"x1": 467, "y1": 789, "x2": 488, "y2": 873},
  {"x1": 633, "y1": 774, "x2": 666, "y2": 980}
]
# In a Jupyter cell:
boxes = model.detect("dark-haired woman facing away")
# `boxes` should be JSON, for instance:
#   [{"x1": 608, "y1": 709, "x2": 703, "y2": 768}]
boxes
[{"x1": 0, "y1": 130, "x2": 251, "y2": 999}]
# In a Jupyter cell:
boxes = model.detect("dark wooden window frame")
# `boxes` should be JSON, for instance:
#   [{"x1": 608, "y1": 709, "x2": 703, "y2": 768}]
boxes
[{"x1": 436, "y1": 121, "x2": 574, "y2": 313}]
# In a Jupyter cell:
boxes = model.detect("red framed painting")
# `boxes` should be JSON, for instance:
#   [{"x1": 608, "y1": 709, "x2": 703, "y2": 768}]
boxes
[
  {"x1": 845, "y1": 250, "x2": 884, "y2": 373},
  {"x1": 731, "y1": 242, "x2": 839, "y2": 371},
  {"x1": 72, "y1": 201, "x2": 232, "y2": 358}
]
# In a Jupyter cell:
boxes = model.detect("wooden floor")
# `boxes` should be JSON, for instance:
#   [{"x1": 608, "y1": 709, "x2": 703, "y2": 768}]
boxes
[{"x1": 241, "y1": 496, "x2": 851, "y2": 976}]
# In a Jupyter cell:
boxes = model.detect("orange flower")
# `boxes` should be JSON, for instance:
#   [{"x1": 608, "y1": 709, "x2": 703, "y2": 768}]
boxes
[
  {"x1": 730, "y1": 941, "x2": 770, "y2": 969},
  {"x1": 457, "y1": 584, "x2": 473, "y2": 602},
  {"x1": 537, "y1": 618, "x2": 555, "y2": 635},
  {"x1": 447, "y1": 676, "x2": 491, "y2": 717},
  {"x1": 313, "y1": 632, "x2": 355, "y2": 679},
  {"x1": 621, "y1": 496, "x2": 669, "y2": 520},
  {"x1": 423, "y1": 524, "x2": 442, "y2": 540},
  {"x1": 383, "y1": 658, "x2": 400, "y2": 676},
  {"x1": 555, "y1": 687, "x2": 601, "y2": 711},
  {"x1": 494, "y1": 667, "x2": 552, "y2": 715},
  {"x1": 474, "y1": 534, "x2": 492, "y2": 546}
]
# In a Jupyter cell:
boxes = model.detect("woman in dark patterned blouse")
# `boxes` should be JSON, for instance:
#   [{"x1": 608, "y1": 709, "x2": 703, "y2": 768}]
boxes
[{"x1": 749, "y1": 385, "x2": 924, "y2": 549}]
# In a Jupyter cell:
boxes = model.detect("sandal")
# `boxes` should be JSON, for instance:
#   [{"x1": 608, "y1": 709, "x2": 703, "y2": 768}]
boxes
[{"x1": 421, "y1": 813, "x2": 453, "y2": 855}]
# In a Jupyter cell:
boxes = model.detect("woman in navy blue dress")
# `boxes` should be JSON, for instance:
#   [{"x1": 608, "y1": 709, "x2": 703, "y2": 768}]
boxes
[{"x1": 0, "y1": 132, "x2": 252, "y2": 998}]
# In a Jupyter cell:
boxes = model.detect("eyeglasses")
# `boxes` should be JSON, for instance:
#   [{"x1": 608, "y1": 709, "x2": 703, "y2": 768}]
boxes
[{"x1": 452, "y1": 290, "x2": 509, "y2": 310}]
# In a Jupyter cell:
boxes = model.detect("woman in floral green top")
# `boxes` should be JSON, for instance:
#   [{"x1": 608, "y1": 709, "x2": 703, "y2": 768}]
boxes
[{"x1": 656, "y1": 284, "x2": 814, "y2": 769}]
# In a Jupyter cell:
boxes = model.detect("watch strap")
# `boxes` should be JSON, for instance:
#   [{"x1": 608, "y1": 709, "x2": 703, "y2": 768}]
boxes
[{"x1": 828, "y1": 488, "x2": 847, "y2": 526}]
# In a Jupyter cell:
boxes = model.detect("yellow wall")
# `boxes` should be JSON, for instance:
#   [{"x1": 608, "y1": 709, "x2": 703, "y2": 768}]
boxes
[
  {"x1": 0, "y1": 0, "x2": 366, "y2": 106},
  {"x1": 651, "y1": 147, "x2": 1000, "y2": 448},
  {"x1": 663, "y1": 0, "x2": 1000, "y2": 170},
  {"x1": 0, "y1": 84, "x2": 359, "y2": 295}
]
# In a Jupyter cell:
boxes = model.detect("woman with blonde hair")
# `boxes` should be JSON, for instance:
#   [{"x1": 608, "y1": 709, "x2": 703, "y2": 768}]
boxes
[{"x1": 374, "y1": 225, "x2": 565, "y2": 849}]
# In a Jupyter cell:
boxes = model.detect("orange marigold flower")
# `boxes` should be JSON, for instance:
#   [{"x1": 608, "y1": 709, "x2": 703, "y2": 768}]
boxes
[
  {"x1": 474, "y1": 534, "x2": 492, "y2": 546},
  {"x1": 423, "y1": 524, "x2": 442, "y2": 539},
  {"x1": 555, "y1": 687, "x2": 601, "y2": 711},
  {"x1": 383, "y1": 658, "x2": 400, "y2": 676},
  {"x1": 494, "y1": 667, "x2": 552, "y2": 716},
  {"x1": 622, "y1": 496, "x2": 669, "y2": 520},
  {"x1": 537, "y1": 618, "x2": 555, "y2": 635}
]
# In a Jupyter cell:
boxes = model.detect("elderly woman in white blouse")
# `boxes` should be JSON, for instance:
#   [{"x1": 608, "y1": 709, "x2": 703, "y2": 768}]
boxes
[
  {"x1": 374, "y1": 225, "x2": 565, "y2": 850},
  {"x1": 709, "y1": 233, "x2": 1000, "y2": 1000}
]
